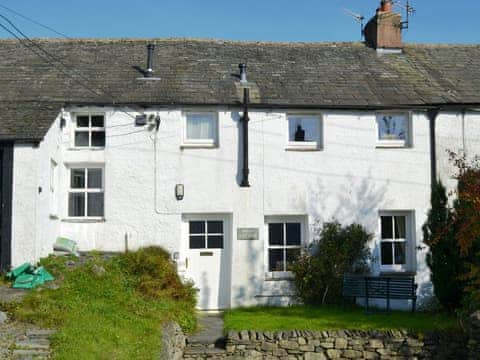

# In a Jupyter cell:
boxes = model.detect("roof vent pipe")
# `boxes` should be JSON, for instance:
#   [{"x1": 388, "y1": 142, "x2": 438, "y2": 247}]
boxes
[
  {"x1": 146, "y1": 44, "x2": 155, "y2": 78},
  {"x1": 239, "y1": 63, "x2": 247, "y2": 83}
]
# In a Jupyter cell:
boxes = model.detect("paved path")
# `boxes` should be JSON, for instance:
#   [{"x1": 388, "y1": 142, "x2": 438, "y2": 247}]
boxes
[{"x1": 184, "y1": 313, "x2": 227, "y2": 358}]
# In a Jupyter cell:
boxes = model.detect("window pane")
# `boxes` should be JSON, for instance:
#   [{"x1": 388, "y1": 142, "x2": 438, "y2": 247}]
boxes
[
  {"x1": 91, "y1": 115, "x2": 105, "y2": 127},
  {"x1": 87, "y1": 169, "x2": 103, "y2": 189},
  {"x1": 71, "y1": 169, "x2": 85, "y2": 189},
  {"x1": 68, "y1": 193, "x2": 85, "y2": 217},
  {"x1": 77, "y1": 116, "x2": 89, "y2": 127},
  {"x1": 189, "y1": 221, "x2": 205, "y2": 234},
  {"x1": 286, "y1": 223, "x2": 301, "y2": 245},
  {"x1": 394, "y1": 242, "x2": 406, "y2": 265},
  {"x1": 377, "y1": 114, "x2": 407, "y2": 141},
  {"x1": 189, "y1": 235, "x2": 205, "y2": 249},
  {"x1": 268, "y1": 223, "x2": 284, "y2": 246},
  {"x1": 207, "y1": 235, "x2": 223, "y2": 249},
  {"x1": 288, "y1": 116, "x2": 318, "y2": 142},
  {"x1": 91, "y1": 131, "x2": 106, "y2": 147},
  {"x1": 87, "y1": 193, "x2": 104, "y2": 217},
  {"x1": 207, "y1": 221, "x2": 223, "y2": 234},
  {"x1": 268, "y1": 249, "x2": 284, "y2": 272},
  {"x1": 74, "y1": 131, "x2": 89, "y2": 147},
  {"x1": 286, "y1": 248, "x2": 301, "y2": 270},
  {"x1": 394, "y1": 216, "x2": 406, "y2": 239},
  {"x1": 381, "y1": 242, "x2": 393, "y2": 265},
  {"x1": 186, "y1": 114, "x2": 215, "y2": 140},
  {"x1": 381, "y1": 216, "x2": 393, "y2": 239}
]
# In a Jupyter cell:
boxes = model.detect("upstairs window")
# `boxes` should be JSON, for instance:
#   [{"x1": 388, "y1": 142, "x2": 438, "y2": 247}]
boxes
[
  {"x1": 183, "y1": 112, "x2": 218, "y2": 147},
  {"x1": 74, "y1": 114, "x2": 106, "y2": 148},
  {"x1": 287, "y1": 115, "x2": 321, "y2": 150},
  {"x1": 376, "y1": 113, "x2": 410, "y2": 147},
  {"x1": 68, "y1": 168, "x2": 104, "y2": 218}
]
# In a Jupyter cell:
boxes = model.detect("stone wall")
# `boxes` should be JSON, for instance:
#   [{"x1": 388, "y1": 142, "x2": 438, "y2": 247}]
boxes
[
  {"x1": 221, "y1": 330, "x2": 467, "y2": 359},
  {"x1": 161, "y1": 321, "x2": 186, "y2": 360}
]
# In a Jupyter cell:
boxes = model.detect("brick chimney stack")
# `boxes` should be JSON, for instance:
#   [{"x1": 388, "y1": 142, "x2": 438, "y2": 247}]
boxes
[{"x1": 364, "y1": 0, "x2": 403, "y2": 51}]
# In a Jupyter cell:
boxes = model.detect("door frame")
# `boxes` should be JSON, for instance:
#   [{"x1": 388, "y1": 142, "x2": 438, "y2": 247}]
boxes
[
  {"x1": 181, "y1": 213, "x2": 232, "y2": 310},
  {"x1": 0, "y1": 143, "x2": 13, "y2": 272}
]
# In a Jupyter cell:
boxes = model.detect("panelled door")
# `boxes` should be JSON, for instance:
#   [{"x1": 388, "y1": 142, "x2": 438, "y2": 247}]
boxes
[
  {"x1": 183, "y1": 215, "x2": 231, "y2": 310},
  {"x1": 0, "y1": 144, "x2": 13, "y2": 272}
]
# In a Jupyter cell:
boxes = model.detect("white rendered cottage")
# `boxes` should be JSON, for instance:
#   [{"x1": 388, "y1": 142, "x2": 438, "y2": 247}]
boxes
[{"x1": 0, "y1": 4, "x2": 479, "y2": 310}]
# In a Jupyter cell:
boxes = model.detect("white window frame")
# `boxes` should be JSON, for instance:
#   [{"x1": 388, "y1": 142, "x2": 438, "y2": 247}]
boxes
[
  {"x1": 286, "y1": 114, "x2": 322, "y2": 151},
  {"x1": 264, "y1": 215, "x2": 306, "y2": 280},
  {"x1": 181, "y1": 112, "x2": 219, "y2": 148},
  {"x1": 375, "y1": 112, "x2": 411, "y2": 148},
  {"x1": 378, "y1": 211, "x2": 414, "y2": 273},
  {"x1": 50, "y1": 159, "x2": 58, "y2": 218},
  {"x1": 72, "y1": 113, "x2": 106, "y2": 149},
  {"x1": 67, "y1": 167, "x2": 105, "y2": 220}
]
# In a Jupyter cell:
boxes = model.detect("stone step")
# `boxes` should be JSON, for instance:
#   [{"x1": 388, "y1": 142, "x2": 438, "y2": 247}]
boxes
[
  {"x1": 15, "y1": 339, "x2": 50, "y2": 349},
  {"x1": 25, "y1": 329, "x2": 55, "y2": 337},
  {"x1": 12, "y1": 348, "x2": 50, "y2": 359}
]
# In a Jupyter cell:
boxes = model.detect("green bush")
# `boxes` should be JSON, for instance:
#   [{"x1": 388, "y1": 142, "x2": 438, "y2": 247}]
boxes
[
  {"x1": 118, "y1": 246, "x2": 196, "y2": 305},
  {"x1": 291, "y1": 221, "x2": 372, "y2": 305}
]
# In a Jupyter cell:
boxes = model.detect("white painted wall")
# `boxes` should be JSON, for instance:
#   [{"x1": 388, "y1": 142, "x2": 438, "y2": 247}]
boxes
[{"x1": 11, "y1": 106, "x2": 478, "y2": 308}]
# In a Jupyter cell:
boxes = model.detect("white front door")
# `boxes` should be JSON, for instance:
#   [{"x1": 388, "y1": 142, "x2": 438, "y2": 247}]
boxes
[{"x1": 182, "y1": 215, "x2": 231, "y2": 310}]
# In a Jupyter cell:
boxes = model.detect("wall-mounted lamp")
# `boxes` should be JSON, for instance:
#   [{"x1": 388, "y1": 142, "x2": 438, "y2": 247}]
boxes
[
  {"x1": 175, "y1": 184, "x2": 184, "y2": 200},
  {"x1": 60, "y1": 117, "x2": 66, "y2": 129}
]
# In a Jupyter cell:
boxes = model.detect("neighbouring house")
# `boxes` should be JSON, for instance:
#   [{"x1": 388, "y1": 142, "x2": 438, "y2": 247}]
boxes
[{"x1": 0, "y1": 1, "x2": 479, "y2": 310}]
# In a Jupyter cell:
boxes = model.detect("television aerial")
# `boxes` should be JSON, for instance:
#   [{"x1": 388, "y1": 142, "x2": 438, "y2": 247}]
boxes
[
  {"x1": 343, "y1": 8, "x2": 365, "y2": 40},
  {"x1": 393, "y1": 0, "x2": 416, "y2": 29}
]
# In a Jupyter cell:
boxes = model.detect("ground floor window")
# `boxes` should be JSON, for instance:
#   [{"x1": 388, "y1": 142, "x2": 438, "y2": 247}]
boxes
[
  {"x1": 189, "y1": 220, "x2": 224, "y2": 249},
  {"x1": 379, "y1": 212, "x2": 412, "y2": 271},
  {"x1": 68, "y1": 167, "x2": 104, "y2": 218},
  {"x1": 265, "y1": 216, "x2": 305, "y2": 278}
]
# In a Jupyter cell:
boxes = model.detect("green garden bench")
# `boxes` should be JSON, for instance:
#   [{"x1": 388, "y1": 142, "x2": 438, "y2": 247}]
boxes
[{"x1": 342, "y1": 274, "x2": 418, "y2": 313}]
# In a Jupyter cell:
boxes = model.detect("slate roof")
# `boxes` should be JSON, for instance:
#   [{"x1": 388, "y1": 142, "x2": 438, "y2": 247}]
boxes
[{"x1": 0, "y1": 38, "x2": 479, "y2": 140}]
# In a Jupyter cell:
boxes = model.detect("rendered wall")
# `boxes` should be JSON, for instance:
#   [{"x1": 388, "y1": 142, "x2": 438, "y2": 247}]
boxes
[{"x1": 13, "y1": 107, "x2": 477, "y2": 308}]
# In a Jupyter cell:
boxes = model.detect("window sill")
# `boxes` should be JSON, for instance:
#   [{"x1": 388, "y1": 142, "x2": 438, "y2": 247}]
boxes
[
  {"x1": 265, "y1": 272, "x2": 294, "y2": 281},
  {"x1": 375, "y1": 140, "x2": 408, "y2": 148},
  {"x1": 67, "y1": 147, "x2": 105, "y2": 151},
  {"x1": 285, "y1": 142, "x2": 320, "y2": 151},
  {"x1": 61, "y1": 218, "x2": 106, "y2": 223},
  {"x1": 180, "y1": 142, "x2": 218, "y2": 149}
]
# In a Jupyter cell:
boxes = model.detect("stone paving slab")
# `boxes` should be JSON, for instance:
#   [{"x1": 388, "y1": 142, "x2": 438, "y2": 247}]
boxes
[{"x1": 187, "y1": 313, "x2": 225, "y2": 345}]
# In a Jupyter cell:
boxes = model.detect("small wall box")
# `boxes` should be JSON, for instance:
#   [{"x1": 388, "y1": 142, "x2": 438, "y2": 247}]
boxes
[{"x1": 135, "y1": 115, "x2": 147, "y2": 126}]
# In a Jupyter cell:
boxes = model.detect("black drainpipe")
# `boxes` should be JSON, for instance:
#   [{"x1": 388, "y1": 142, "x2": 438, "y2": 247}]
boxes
[
  {"x1": 427, "y1": 108, "x2": 439, "y2": 186},
  {"x1": 240, "y1": 87, "x2": 250, "y2": 187}
]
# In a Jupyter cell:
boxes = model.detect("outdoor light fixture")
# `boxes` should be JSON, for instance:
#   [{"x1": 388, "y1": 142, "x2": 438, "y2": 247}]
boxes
[{"x1": 175, "y1": 184, "x2": 184, "y2": 200}]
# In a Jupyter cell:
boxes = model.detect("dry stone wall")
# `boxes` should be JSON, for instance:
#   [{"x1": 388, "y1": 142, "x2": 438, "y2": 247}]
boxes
[{"x1": 221, "y1": 329, "x2": 467, "y2": 359}]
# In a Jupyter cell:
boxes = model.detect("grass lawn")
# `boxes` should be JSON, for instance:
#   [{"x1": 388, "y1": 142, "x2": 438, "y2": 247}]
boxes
[
  {"x1": 1, "y1": 250, "x2": 196, "y2": 360},
  {"x1": 224, "y1": 306, "x2": 459, "y2": 333}
]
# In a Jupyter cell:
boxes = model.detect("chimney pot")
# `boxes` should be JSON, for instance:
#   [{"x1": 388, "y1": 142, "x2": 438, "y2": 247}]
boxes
[
  {"x1": 239, "y1": 63, "x2": 247, "y2": 83},
  {"x1": 380, "y1": 0, "x2": 393, "y2": 13}
]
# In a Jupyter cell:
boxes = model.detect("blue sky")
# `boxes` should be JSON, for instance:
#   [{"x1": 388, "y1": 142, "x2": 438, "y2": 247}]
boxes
[{"x1": 0, "y1": 0, "x2": 478, "y2": 43}]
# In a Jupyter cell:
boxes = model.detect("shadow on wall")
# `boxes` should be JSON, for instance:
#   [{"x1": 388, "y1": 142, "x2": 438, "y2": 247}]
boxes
[
  {"x1": 306, "y1": 171, "x2": 389, "y2": 270},
  {"x1": 233, "y1": 236, "x2": 263, "y2": 306}
]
